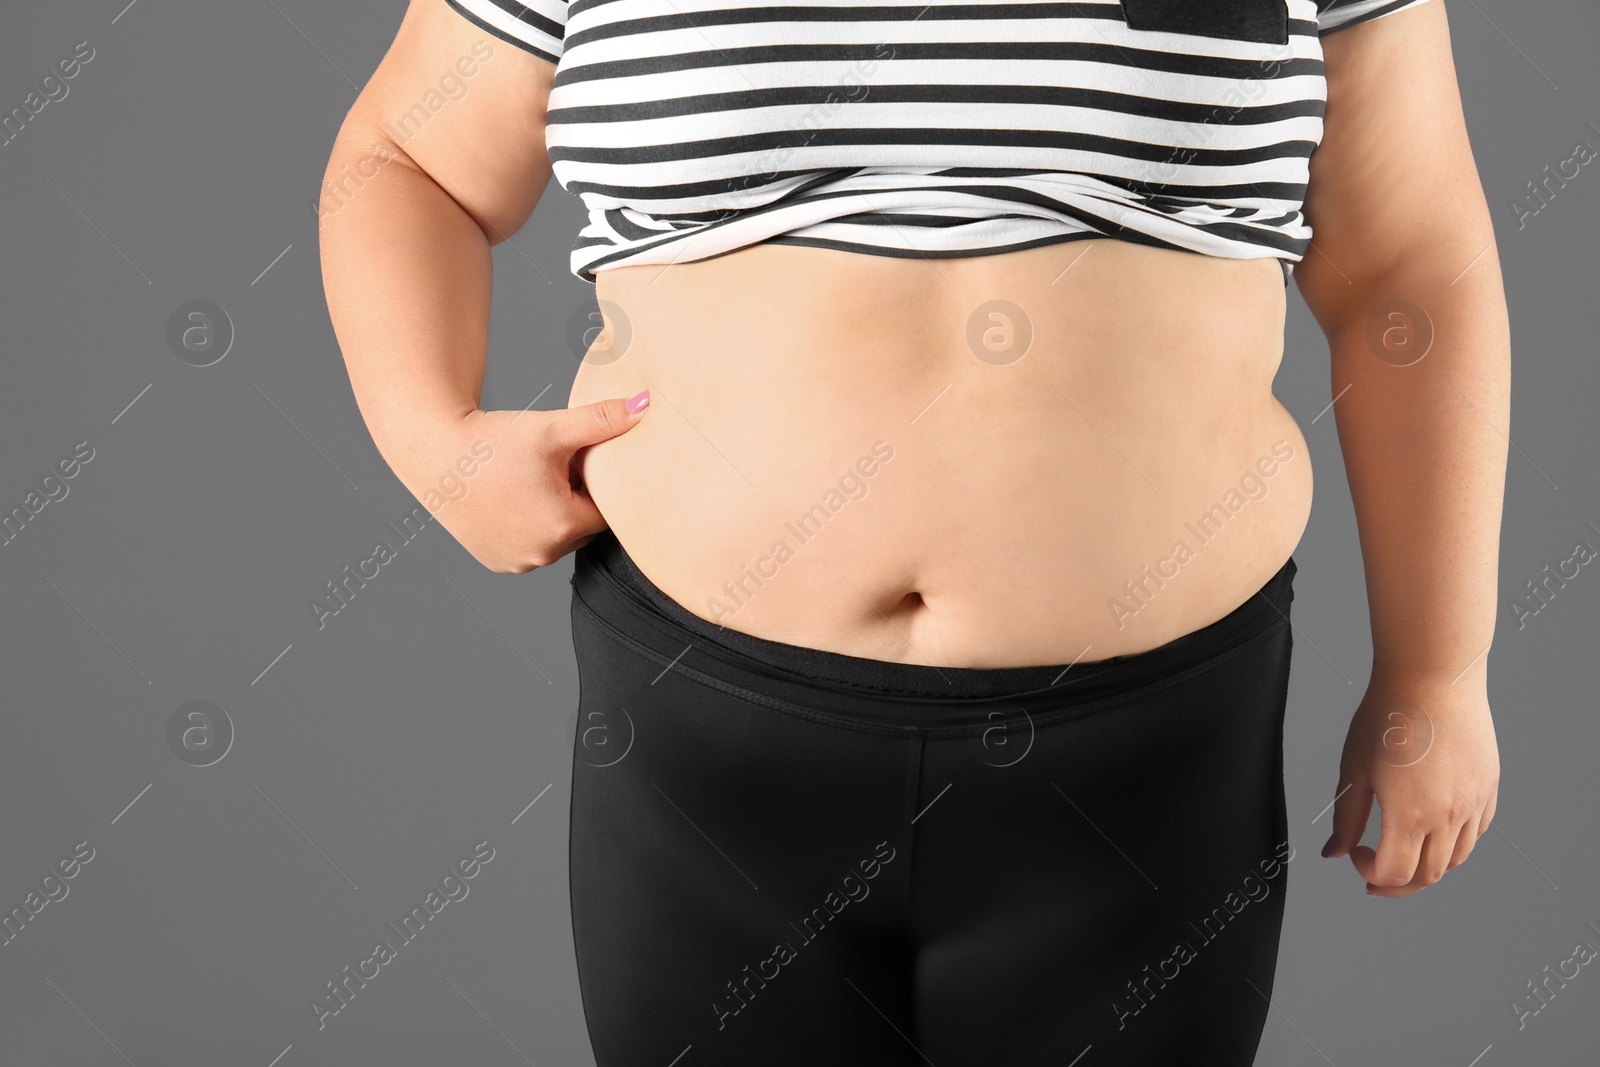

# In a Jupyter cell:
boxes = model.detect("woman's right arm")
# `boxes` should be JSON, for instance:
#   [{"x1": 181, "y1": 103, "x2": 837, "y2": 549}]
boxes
[{"x1": 318, "y1": 0, "x2": 647, "y2": 573}]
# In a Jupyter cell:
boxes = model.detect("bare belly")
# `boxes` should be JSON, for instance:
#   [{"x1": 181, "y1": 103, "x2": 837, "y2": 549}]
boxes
[{"x1": 567, "y1": 238, "x2": 1313, "y2": 668}]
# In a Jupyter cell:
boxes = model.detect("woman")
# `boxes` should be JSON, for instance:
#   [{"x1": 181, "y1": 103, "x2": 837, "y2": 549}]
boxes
[{"x1": 320, "y1": 0, "x2": 1505, "y2": 1061}]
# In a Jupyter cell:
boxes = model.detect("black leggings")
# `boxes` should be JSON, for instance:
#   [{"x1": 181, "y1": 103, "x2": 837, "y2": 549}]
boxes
[{"x1": 568, "y1": 530, "x2": 1297, "y2": 1066}]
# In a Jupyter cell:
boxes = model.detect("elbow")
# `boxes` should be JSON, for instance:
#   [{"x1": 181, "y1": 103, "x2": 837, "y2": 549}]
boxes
[
  {"x1": 317, "y1": 113, "x2": 413, "y2": 236},
  {"x1": 319, "y1": 120, "x2": 529, "y2": 247},
  {"x1": 1312, "y1": 239, "x2": 1508, "y2": 366},
  {"x1": 319, "y1": 144, "x2": 396, "y2": 219}
]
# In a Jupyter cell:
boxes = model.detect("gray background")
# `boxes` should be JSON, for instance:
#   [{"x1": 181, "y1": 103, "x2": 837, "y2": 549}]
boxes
[{"x1": 1, "y1": 1, "x2": 1595, "y2": 1064}]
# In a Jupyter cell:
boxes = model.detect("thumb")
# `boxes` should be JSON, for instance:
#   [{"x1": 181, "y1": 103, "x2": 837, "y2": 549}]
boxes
[
  {"x1": 545, "y1": 389, "x2": 650, "y2": 453},
  {"x1": 1322, "y1": 776, "x2": 1372, "y2": 859}
]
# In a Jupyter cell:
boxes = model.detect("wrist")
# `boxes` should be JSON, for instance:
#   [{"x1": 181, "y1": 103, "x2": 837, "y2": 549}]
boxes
[
  {"x1": 1367, "y1": 654, "x2": 1489, "y2": 699},
  {"x1": 375, "y1": 405, "x2": 483, "y2": 495}
]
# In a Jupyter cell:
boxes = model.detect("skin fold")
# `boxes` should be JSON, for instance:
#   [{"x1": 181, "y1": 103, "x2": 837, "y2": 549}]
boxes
[{"x1": 319, "y1": 0, "x2": 1504, "y2": 899}]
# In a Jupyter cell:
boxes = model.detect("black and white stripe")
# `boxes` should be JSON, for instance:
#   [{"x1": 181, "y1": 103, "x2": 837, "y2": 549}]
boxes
[{"x1": 448, "y1": 0, "x2": 1435, "y2": 282}]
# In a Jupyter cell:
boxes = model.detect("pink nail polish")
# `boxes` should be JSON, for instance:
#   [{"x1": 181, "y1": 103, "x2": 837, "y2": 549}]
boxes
[{"x1": 626, "y1": 389, "x2": 650, "y2": 414}]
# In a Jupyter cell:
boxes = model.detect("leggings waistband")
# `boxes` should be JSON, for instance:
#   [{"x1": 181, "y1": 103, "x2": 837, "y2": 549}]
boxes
[{"x1": 571, "y1": 529, "x2": 1295, "y2": 731}]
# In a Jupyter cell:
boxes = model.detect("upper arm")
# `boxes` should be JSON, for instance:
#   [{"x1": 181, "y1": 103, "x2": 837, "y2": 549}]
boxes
[
  {"x1": 335, "y1": 0, "x2": 565, "y2": 243},
  {"x1": 1295, "y1": 1, "x2": 1497, "y2": 330}
]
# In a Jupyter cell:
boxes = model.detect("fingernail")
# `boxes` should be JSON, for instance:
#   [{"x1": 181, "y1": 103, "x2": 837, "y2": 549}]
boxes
[
  {"x1": 626, "y1": 389, "x2": 650, "y2": 414},
  {"x1": 1320, "y1": 834, "x2": 1336, "y2": 858}
]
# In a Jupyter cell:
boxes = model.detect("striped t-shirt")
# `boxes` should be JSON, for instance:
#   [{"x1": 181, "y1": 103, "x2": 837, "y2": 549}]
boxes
[{"x1": 445, "y1": 0, "x2": 1437, "y2": 283}]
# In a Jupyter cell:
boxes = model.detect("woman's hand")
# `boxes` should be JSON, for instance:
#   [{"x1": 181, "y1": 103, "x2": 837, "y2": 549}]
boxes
[
  {"x1": 421, "y1": 391, "x2": 650, "y2": 573},
  {"x1": 1321, "y1": 671, "x2": 1500, "y2": 897}
]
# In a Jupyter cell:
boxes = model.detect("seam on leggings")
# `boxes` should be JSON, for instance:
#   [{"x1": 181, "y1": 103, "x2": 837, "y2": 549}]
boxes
[
  {"x1": 903, "y1": 731, "x2": 923, "y2": 963},
  {"x1": 1259, "y1": 624, "x2": 1295, "y2": 1010},
  {"x1": 567, "y1": 789, "x2": 601, "y2": 1056},
  {"x1": 572, "y1": 586, "x2": 1290, "y2": 740},
  {"x1": 904, "y1": 730, "x2": 922, "y2": 893},
  {"x1": 565, "y1": 591, "x2": 604, "y2": 1061},
  {"x1": 566, "y1": 745, "x2": 603, "y2": 1059}
]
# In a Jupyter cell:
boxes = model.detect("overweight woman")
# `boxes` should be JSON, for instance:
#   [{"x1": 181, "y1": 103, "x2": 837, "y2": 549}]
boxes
[{"x1": 319, "y1": 0, "x2": 1506, "y2": 1061}]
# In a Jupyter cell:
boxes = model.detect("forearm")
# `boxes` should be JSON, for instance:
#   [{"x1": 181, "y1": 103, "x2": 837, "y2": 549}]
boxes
[
  {"x1": 318, "y1": 122, "x2": 493, "y2": 494},
  {"x1": 1326, "y1": 256, "x2": 1510, "y2": 688}
]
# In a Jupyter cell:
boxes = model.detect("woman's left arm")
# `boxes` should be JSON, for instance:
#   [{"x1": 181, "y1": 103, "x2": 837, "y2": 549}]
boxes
[{"x1": 1294, "y1": 0, "x2": 1507, "y2": 898}]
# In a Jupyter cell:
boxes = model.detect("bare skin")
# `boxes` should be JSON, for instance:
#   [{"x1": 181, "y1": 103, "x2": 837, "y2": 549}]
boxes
[
  {"x1": 320, "y1": 0, "x2": 1503, "y2": 897},
  {"x1": 571, "y1": 239, "x2": 1309, "y2": 666}
]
